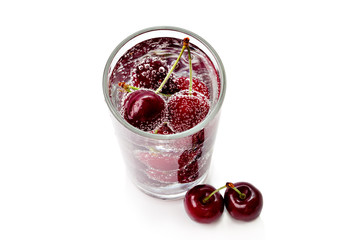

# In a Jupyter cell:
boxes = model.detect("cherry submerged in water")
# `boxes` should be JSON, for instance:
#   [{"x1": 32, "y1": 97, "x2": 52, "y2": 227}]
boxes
[
  {"x1": 121, "y1": 89, "x2": 166, "y2": 131},
  {"x1": 167, "y1": 90, "x2": 210, "y2": 133}
]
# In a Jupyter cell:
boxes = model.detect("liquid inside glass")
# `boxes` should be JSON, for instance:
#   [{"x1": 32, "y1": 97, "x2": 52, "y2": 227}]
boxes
[{"x1": 106, "y1": 36, "x2": 222, "y2": 198}]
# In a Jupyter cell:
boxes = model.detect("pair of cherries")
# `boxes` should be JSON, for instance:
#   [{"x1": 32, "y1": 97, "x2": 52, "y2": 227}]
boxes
[{"x1": 184, "y1": 182, "x2": 263, "y2": 223}]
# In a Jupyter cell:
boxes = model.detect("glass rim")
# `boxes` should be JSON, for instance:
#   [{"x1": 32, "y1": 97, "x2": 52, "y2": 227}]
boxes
[{"x1": 102, "y1": 26, "x2": 226, "y2": 140}]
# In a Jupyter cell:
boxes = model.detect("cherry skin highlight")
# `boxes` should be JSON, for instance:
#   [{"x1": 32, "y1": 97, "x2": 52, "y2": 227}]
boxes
[
  {"x1": 184, "y1": 184, "x2": 224, "y2": 223},
  {"x1": 224, "y1": 182, "x2": 263, "y2": 221},
  {"x1": 121, "y1": 89, "x2": 165, "y2": 131}
]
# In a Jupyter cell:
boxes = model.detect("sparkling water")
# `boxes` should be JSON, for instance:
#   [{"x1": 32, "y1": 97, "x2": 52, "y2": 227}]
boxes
[{"x1": 106, "y1": 37, "x2": 222, "y2": 199}]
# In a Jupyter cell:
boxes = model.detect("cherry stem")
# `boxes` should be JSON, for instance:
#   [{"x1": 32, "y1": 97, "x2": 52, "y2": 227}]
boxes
[
  {"x1": 187, "y1": 45, "x2": 193, "y2": 95},
  {"x1": 202, "y1": 185, "x2": 227, "y2": 203},
  {"x1": 226, "y1": 182, "x2": 246, "y2": 199},
  {"x1": 118, "y1": 82, "x2": 171, "y2": 97},
  {"x1": 118, "y1": 82, "x2": 134, "y2": 93},
  {"x1": 155, "y1": 38, "x2": 189, "y2": 94}
]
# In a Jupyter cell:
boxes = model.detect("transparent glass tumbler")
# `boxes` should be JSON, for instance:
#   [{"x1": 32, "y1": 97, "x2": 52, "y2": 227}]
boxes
[{"x1": 103, "y1": 26, "x2": 226, "y2": 199}]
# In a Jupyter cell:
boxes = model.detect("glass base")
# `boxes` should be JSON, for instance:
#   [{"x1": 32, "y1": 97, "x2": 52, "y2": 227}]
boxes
[{"x1": 133, "y1": 171, "x2": 209, "y2": 200}]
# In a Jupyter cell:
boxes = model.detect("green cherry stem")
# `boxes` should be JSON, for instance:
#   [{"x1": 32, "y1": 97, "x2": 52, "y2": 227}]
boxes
[
  {"x1": 118, "y1": 82, "x2": 135, "y2": 93},
  {"x1": 226, "y1": 182, "x2": 246, "y2": 199},
  {"x1": 187, "y1": 45, "x2": 193, "y2": 95},
  {"x1": 155, "y1": 37, "x2": 190, "y2": 94},
  {"x1": 118, "y1": 82, "x2": 171, "y2": 97},
  {"x1": 202, "y1": 185, "x2": 227, "y2": 203}
]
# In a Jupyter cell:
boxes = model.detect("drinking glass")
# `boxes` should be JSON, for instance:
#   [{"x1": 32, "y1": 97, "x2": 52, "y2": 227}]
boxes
[{"x1": 103, "y1": 26, "x2": 226, "y2": 199}]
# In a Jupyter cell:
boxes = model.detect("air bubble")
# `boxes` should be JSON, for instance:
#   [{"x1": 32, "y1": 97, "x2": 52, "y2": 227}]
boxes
[{"x1": 159, "y1": 66, "x2": 165, "y2": 73}]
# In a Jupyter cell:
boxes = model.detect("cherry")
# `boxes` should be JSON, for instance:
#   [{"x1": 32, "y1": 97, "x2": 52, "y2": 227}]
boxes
[
  {"x1": 177, "y1": 147, "x2": 202, "y2": 183},
  {"x1": 184, "y1": 184, "x2": 224, "y2": 223},
  {"x1": 167, "y1": 90, "x2": 210, "y2": 132},
  {"x1": 191, "y1": 129, "x2": 205, "y2": 146},
  {"x1": 121, "y1": 89, "x2": 165, "y2": 131},
  {"x1": 131, "y1": 57, "x2": 167, "y2": 89},
  {"x1": 160, "y1": 77, "x2": 179, "y2": 95},
  {"x1": 135, "y1": 150, "x2": 179, "y2": 171},
  {"x1": 167, "y1": 40, "x2": 210, "y2": 133},
  {"x1": 173, "y1": 77, "x2": 210, "y2": 99},
  {"x1": 131, "y1": 57, "x2": 179, "y2": 94},
  {"x1": 224, "y1": 182, "x2": 263, "y2": 221}
]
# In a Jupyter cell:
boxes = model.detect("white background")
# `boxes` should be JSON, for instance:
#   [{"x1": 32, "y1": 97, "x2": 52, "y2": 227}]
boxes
[{"x1": 1, "y1": 0, "x2": 360, "y2": 239}]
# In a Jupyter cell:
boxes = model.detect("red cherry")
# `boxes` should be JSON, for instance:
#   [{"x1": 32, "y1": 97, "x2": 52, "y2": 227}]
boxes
[
  {"x1": 173, "y1": 77, "x2": 210, "y2": 99},
  {"x1": 184, "y1": 184, "x2": 224, "y2": 223},
  {"x1": 131, "y1": 57, "x2": 178, "y2": 94},
  {"x1": 131, "y1": 57, "x2": 168, "y2": 89},
  {"x1": 177, "y1": 147, "x2": 202, "y2": 183},
  {"x1": 167, "y1": 90, "x2": 210, "y2": 133},
  {"x1": 121, "y1": 89, "x2": 165, "y2": 131},
  {"x1": 160, "y1": 77, "x2": 180, "y2": 95},
  {"x1": 224, "y1": 182, "x2": 263, "y2": 221},
  {"x1": 191, "y1": 129, "x2": 205, "y2": 146},
  {"x1": 135, "y1": 150, "x2": 179, "y2": 171}
]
